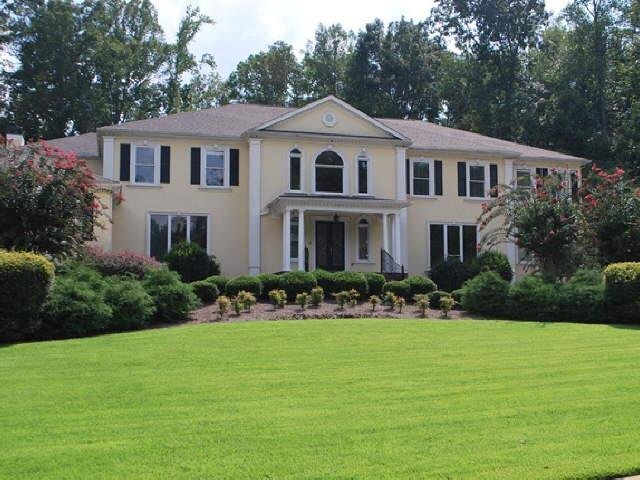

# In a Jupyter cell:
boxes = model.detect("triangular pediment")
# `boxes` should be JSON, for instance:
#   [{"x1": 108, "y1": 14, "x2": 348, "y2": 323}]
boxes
[{"x1": 250, "y1": 96, "x2": 408, "y2": 141}]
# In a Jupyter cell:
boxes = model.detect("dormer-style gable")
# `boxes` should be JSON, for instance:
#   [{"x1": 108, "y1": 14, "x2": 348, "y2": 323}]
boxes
[{"x1": 249, "y1": 96, "x2": 410, "y2": 143}]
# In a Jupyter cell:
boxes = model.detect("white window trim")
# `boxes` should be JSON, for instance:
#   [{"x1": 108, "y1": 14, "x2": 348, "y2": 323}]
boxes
[
  {"x1": 515, "y1": 166, "x2": 535, "y2": 189},
  {"x1": 288, "y1": 147, "x2": 304, "y2": 193},
  {"x1": 355, "y1": 216, "x2": 371, "y2": 263},
  {"x1": 290, "y1": 214, "x2": 299, "y2": 259},
  {"x1": 201, "y1": 145, "x2": 230, "y2": 189},
  {"x1": 410, "y1": 158, "x2": 435, "y2": 198},
  {"x1": 131, "y1": 143, "x2": 161, "y2": 186},
  {"x1": 466, "y1": 160, "x2": 490, "y2": 200},
  {"x1": 312, "y1": 148, "x2": 348, "y2": 195},
  {"x1": 426, "y1": 221, "x2": 479, "y2": 270},
  {"x1": 355, "y1": 150, "x2": 373, "y2": 196},
  {"x1": 146, "y1": 212, "x2": 212, "y2": 258}
]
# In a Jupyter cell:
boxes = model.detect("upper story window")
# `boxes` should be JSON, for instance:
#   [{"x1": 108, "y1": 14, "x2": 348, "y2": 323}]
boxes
[
  {"x1": 356, "y1": 151, "x2": 370, "y2": 195},
  {"x1": 203, "y1": 148, "x2": 227, "y2": 187},
  {"x1": 357, "y1": 218, "x2": 370, "y2": 261},
  {"x1": 315, "y1": 150, "x2": 344, "y2": 194},
  {"x1": 289, "y1": 148, "x2": 302, "y2": 191},
  {"x1": 469, "y1": 164, "x2": 486, "y2": 197},
  {"x1": 412, "y1": 159, "x2": 432, "y2": 196},
  {"x1": 133, "y1": 145, "x2": 158, "y2": 184}
]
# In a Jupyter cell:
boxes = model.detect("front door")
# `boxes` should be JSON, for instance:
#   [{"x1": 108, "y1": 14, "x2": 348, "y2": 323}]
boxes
[{"x1": 315, "y1": 221, "x2": 345, "y2": 271}]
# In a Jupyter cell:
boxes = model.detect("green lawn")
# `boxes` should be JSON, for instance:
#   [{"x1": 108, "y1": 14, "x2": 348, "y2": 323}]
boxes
[{"x1": 1, "y1": 319, "x2": 639, "y2": 479}]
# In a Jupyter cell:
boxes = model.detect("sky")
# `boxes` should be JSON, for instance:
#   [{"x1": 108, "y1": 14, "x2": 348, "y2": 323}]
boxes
[{"x1": 152, "y1": 0, "x2": 572, "y2": 78}]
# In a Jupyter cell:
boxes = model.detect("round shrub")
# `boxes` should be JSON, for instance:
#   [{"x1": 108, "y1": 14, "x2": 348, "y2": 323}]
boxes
[
  {"x1": 470, "y1": 251, "x2": 513, "y2": 282},
  {"x1": 406, "y1": 275, "x2": 437, "y2": 296},
  {"x1": 82, "y1": 245, "x2": 160, "y2": 279},
  {"x1": 313, "y1": 269, "x2": 336, "y2": 294},
  {"x1": 451, "y1": 289, "x2": 464, "y2": 305},
  {"x1": 43, "y1": 275, "x2": 113, "y2": 338},
  {"x1": 461, "y1": 271, "x2": 510, "y2": 316},
  {"x1": 382, "y1": 280, "x2": 411, "y2": 300},
  {"x1": 429, "y1": 259, "x2": 473, "y2": 293},
  {"x1": 165, "y1": 242, "x2": 220, "y2": 283},
  {"x1": 225, "y1": 275, "x2": 263, "y2": 297},
  {"x1": 190, "y1": 280, "x2": 220, "y2": 304},
  {"x1": 205, "y1": 275, "x2": 229, "y2": 294},
  {"x1": 603, "y1": 262, "x2": 640, "y2": 322},
  {"x1": 333, "y1": 271, "x2": 368, "y2": 296},
  {"x1": 143, "y1": 268, "x2": 200, "y2": 323},
  {"x1": 278, "y1": 271, "x2": 317, "y2": 299},
  {"x1": 557, "y1": 271, "x2": 604, "y2": 323},
  {"x1": 507, "y1": 276, "x2": 559, "y2": 321},
  {"x1": 364, "y1": 273, "x2": 386, "y2": 296},
  {"x1": 428, "y1": 290, "x2": 452, "y2": 309},
  {"x1": 0, "y1": 251, "x2": 55, "y2": 342},
  {"x1": 257, "y1": 273, "x2": 281, "y2": 299},
  {"x1": 104, "y1": 277, "x2": 156, "y2": 331}
]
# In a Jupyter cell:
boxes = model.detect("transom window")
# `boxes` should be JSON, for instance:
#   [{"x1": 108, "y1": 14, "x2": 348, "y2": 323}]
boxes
[
  {"x1": 133, "y1": 145, "x2": 157, "y2": 184},
  {"x1": 412, "y1": 159, "x2": 432, "y2": 196},
  {"x1": 315, "y1": 150, "x2": 344, "y2": 193},
  {"x1": 149, "y1": 213, "x2": 208, "y2": 261},
  {"x1": 289, "y1": 148, "x2": 302, "y2": 191},
  {"x1": 204, "y1": 148, "x2": 226, "y2": 187},
  {"x1": 357, "y1": 218, "x2": 370, "y2": 261},
  {"x1": 429, "y1": 223, "x2": 478, "y2": 267},
  {"x1": 357, "y1": 152, "x2": 370, "y2": 195}
]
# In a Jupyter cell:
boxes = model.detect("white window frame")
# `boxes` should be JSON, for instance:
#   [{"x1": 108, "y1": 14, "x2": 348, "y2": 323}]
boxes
[
  {"x1": 427, "y1": 222, "x2": 479, "y2": 270},
  {"x1": 288, "y1": 147, "x2": 304, "y2": 193},
  {"x1": 146, "y1": 212, "x2": 212, "y2": 258},
  {"x1": 466, "y1": 160, "x2": 490, "y2": 199},
  {"x1": 312, "y1": 148, "x2": 347, "y2": 195},
  {"x1": 201, "y1": 145, "x2": 230, "y2": 188},
  {"x1": 410, "y1": 158, "x2": 435, "y2": 197},
  {"x1": 290, "y1": 214, "x2": 299, "y2": 259},
  {"x1": 515, "y1": 167, "x2": 535, "y2": 189},
  {"x1": 355, "y1": 216, "x2": 371, "y2": 262},
  {"x1": 355, "y1": 150, "x2": 373, "y2": 196},
  {"x1": 131, "y1": 143, "x2": 160, "y2": 186}
]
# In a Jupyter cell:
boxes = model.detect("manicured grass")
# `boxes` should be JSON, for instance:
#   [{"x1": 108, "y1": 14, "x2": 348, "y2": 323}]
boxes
[{"x1": 1, "y1": 319, "x2": 639, "y2": 479}]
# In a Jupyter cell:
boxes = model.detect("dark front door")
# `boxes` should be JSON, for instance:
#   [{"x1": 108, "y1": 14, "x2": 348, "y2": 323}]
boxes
[{"x1": 315, "y1": 221, "x2": 345, "y2": 271}]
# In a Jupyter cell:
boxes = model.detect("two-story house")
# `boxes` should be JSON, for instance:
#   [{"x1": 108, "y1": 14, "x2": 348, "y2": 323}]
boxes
[{"x1": 47, "y1": 96, "x2": 588, "y2": 279}]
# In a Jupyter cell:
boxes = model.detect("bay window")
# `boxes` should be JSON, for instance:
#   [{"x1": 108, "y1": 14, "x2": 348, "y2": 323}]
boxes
[
  {"x1": 149, "y1": 213, "x2": 209, "y2": 261},
  {"x1": 429, "y1": 223, "x2": 478, "y2": 267}
]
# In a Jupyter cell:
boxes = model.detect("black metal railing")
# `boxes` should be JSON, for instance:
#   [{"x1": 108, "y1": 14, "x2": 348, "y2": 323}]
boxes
[{"x1": 380, "y1": 249, "x2": 406, "y2": 280}]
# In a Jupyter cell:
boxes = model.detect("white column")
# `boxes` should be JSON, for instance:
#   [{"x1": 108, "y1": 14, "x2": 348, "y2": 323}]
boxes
[
  {"x1": 395, "y1": 146, "x2": 409, "y2": 269},
  {"x1": 504, "y1": 158, "x2": 517, "y2": 281},
  {"x1": 297, "y1": 209, "x2": 305, "y2": 271},
  {"x1": 282, "y1": 208, "x2": 291, "y2": 271},
  {"x1": 392, "y1": 213, "x2": 401, "y2": 261},
  {"x1": 102, "y1": 136, "x2": 115, "y2": 180},
  {"x1": 382, "y1": 213, "x2": 389, "y2": 253},
  {"x1": 248, "y1": 138, "x2": 262, "y2": 275}
]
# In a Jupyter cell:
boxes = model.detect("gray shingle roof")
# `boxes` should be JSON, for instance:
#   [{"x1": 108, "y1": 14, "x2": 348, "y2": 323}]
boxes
[{"x1": 48, "y1": 102, "x2": 585, "y2": 163}]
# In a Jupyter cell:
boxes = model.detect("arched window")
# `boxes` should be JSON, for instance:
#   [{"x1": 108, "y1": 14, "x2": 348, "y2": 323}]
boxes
[
  {"x1": 357, "y1": 218, "x2": 370, "y2": 261},
  {"x1": 289, "y1": 148, "x2": 302, "y2": 191},
  {"x1": 315, "y1": 150, "x2": 344, "y2": 193},
  {"x1": 356, "y1": 151, "x2": 370, "y2": 195}
]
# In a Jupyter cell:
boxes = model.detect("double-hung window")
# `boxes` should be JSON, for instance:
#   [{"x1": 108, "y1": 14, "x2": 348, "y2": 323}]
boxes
[
  {"x1": 468, "y1": 164, "x2": 487, "y2": 197},
  {"x1": 516, "y1": 168, "x2": 533, "y2": 189},
  {"x1": 412, "y1": 159, "x2": 432, "y2": 196},
  {"x1": 149, "y1": 213, "x2": 209, "y2": 261},
  {"x1": 203, "y1": 148, "x2": 227, "y2": 187},
  {"x1": 133, "y1": 145, "x2": 158, "y2": 184},
  {"x1": 429, "y1": 223, "x2": 478, "y2": 267},
  {"x1": 356, "y1": 152, "x2": 370, "y2": 195}
]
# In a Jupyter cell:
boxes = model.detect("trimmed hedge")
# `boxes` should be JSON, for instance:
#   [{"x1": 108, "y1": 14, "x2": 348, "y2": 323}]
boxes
[
  {"x1": 205, "y1": 275, "x2": 229, "y2": 294},
  {"x1": 313, "y1": 269, "x2": 336, "y2": 294},
  {"x1": 257, "y1": 273, "x2": 281, "y2": 299},
  {"x1": 428, "y1": 290, "x2": 452, "y2": 309},
  {"x1": 0, "y1": 251, "x2": 55, "y2": 342},
  {"x1": 406, "y1": 275, "x2": 437, "y2": 296},
  {"x1": 382, "y1": 280, "x2": 411, "y2": 299},
  {"x1": 279, "y1": 271, "x2": 317, "y2": 299},
  {"x1": 104, "y1": 277, "x2": 156, "y2": 331},
  {"x1": 191, "y1": 280, "x2": 220, "y2": 304},
  {"x1": 333, "y1": 271, "x2": 368, "y2": 296},
  {"x1": 604, "y1": 262, "x2": 640, "y2": 322},
  {"x1": 470, "y1": 251, "x2": 513, "y2": 282},
  {"x1": 507, "y1": 276, "x2": 559, "y2": 321},
  {"x1": 143, "y1": 268, "x2": 200, "y2": 323},
  {"x1": 462, "y1": 271, "x2": 510, "y2": 316},
  {"x1": 364, "y1": 272, "x2": 386, "y2": 296},
  {"x1": 225, "y1": 275, "x2": 263, "y2": 297},
  {"x1": 557, "y1": 270, "x2": 604, "y2": 323},
  {"x1": 165, "y1": 242, "x2": 220, "y2": 283},
  {"x1": 451, "y1": 289, "x2": 464, "y2": 305},
  {"x1": 430, "y1": 259, "x2": 472, "y2": 293}
]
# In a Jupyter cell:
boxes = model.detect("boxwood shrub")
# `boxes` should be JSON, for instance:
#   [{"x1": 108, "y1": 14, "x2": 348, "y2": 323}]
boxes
[
  {"x1": 364, "y1": 272, "x2": 386, "y2": 296},
  {"x1": 278, "y1": 271, "x2": 317, "y2": 299},
  {"x1": 205, "y1": 275, "x2": 229, "y2": 294},
  {"x1": 165, "y1": 242, "x2": 220, "y2": 283},
  {"x1": 0, "y1": 251, "x2": 55, "y2": 342},
  {"x1": 603, "y1": 262, "x2": 640, "y2": 322},
  {"x1": 225, "y1": 275, "x2": 263, "y2": 297},
  {"x1": 104, "y1": 277, "x2": 156, "y2": 331},
  {"x1": 143, "y1": 268, "x2": 200, "y2": 323},
  {"x1": 333, "y1": 271, "x2": 368, "y2": 296},
  {"x1": 257, "y1": 273, "x2": 281, "y2": 299},
  {"x1": 406, "y1": 275, "x2": 437, "y2": 296},
  {"x1": 556, "y1": 269, "x2": 604, "y2": 323},
  {"x1": 429, "y1": 259, "x2": 472, "y2": 293},
  {"x1": 428, "y1": 290, "x2": 452, "y2": 309},
  {"x1": 313, "y1": 269, "x2": 336, "y2": 294},
  {"x1": 470, "y1": 251, "x2": 513, "y2": 282},
  {"x1": 382, "y1": 280, "x2": 411, "y2": 299},
  {"x1": 461, "y1": 271, "x2": 510, "y2": 316},
  {"x1": 191, "y1": 280, "x2": 220, "y2": 304},
  {"x1": 507, "y1": 276, "x2": 559, "y2": 321}
]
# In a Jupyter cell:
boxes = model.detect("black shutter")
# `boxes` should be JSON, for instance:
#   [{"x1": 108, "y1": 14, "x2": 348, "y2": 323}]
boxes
[
  {"x1": 190, "y1": 147, "x2": 201, "y2": 185},
  {"x1": 457, "y1": 162, "x2": 467, "y2": 196},
  {"x1": 119, "y1": 144, "x2": 131, "y2": 181},
  {"x1": 434, "y1": 160, "x2": 443, "y2": 196},
  {"x1": 160, "y1": 146, "x2": 170, "y2": 184},
  {"x1": 230, "y1": 148, "x2": 239, "y2": 186},
  {"x1": 489, "y1": 163, "x2": 498, "y2": 197},
  {"x1": 406, "y1": 158, "x2": 411, "y2": 195}
]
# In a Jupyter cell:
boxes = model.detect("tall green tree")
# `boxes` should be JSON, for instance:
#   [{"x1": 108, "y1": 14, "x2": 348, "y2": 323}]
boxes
[{"x1": 180, "y1": 54, "x2": 223, "y2": 110}]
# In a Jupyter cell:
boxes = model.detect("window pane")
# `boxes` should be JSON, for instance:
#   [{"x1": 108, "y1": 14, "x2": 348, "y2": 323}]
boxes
[
  {"x1": 447, "y1": 225, "x2": 460, "y2": 257},
  {"x1": 316, "y1": 167, "x2": 343, "y2": 193},
  {"x1": 470, "y1": 165, "x2": 485, "y2": 181},
  {"x1": 413, "y1": 161, "x2": 429, "y2": 179},
  {"x1": 316, "y1": 151, "x2": 343, "y2": 166},
  {"x1": 136, "y1": 147, "x2": 154, "y2": 165},
  {"x1": 430, "y1": 224, "x2": 444, "y2": 265},
  {"x1": 150, "y1": 215, "x2": 168, "y2": 261},
  {"x1": 358, "y1": 223, "x2": 369, "y2": 260},
  {"x1": 462, "y1": 226, "x2": 477, "y2": 263},
  {"x1": 290, "y1": 156, "x2": 301, "y2": 190},
  {"x1": 170, "y1": 216, "x2": 187, "y2": 247},
  {"x1": 206, "y1": 168, "x2": 224, "y2": 186},
  {"x1": 135, "y1": 165, "x2": 155, "y2": 183},
  {"x1": 516, "y1": 170, "x2": 532, "y2": 188},
  {"x1": 469, "y1": 181, "x2": 485, "y2": 197},
  {"x1": 206, "y1": 151, "x2": 224, "y2": 168},
  {"x1": 290, "y1": 218, "x2": 298, "y2": 259},
  {"x1": 190, "y1": 216, "x2": 208, "y2": 250},
  {"x1": 413, "y1": 178, "x2": 430, "y2": 196},
  {"x1": 358, "y1": 159, "x2": 368, "y2": 194}
]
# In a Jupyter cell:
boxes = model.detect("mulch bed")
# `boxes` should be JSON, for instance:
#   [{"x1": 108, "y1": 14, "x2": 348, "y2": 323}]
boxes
[{"x1": 189, "y1": 298, "x2": 468, "y2": 324}]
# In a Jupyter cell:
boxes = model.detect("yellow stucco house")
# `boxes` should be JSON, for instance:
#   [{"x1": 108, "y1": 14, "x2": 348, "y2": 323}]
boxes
[{"x1": 48, "y1": 96, "x2": 588, "y2": 279}]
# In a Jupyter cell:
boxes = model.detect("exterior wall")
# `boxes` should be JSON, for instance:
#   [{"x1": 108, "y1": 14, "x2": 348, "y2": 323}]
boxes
[{"x1": 91, "y1": 189, "x2": 113, "y2": 252}]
